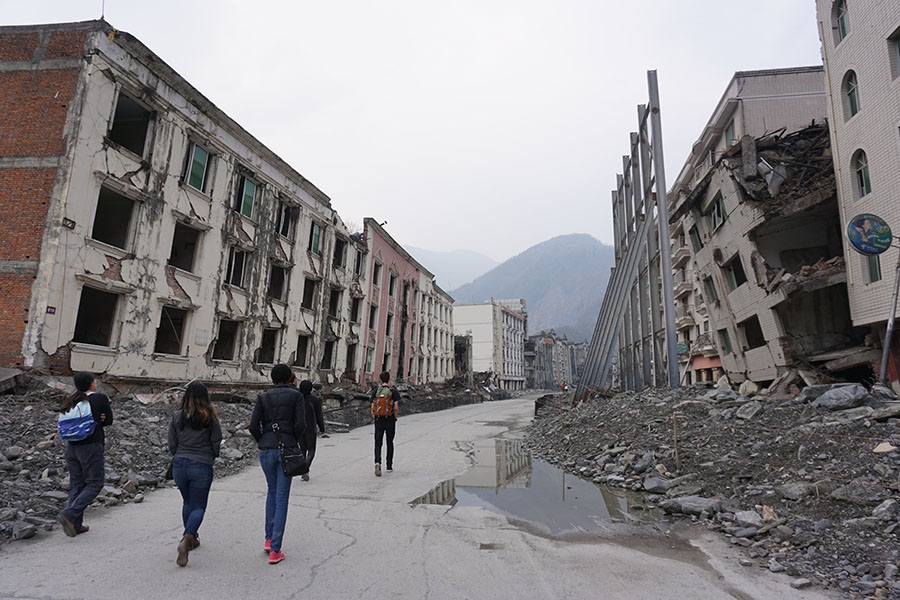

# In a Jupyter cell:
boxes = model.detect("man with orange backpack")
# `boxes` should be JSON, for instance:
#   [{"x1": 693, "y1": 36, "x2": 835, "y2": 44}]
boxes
[{"x1": 370, "y1": 371, "x2": 399, "y2": 477}]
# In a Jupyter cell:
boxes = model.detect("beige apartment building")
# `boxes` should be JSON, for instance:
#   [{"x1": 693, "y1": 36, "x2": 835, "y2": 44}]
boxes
[
  {"x1": 817, "y1": 0, "x2": 900, "y2": 386},
  {"x1": 668, "y1": 67, "x2": 868, "y2": 386}
]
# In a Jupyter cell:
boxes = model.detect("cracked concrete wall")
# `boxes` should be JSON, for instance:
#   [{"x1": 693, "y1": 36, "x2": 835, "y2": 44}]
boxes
[{"x1": 4, "y1": 21, "x2": 368, "y2": 385}]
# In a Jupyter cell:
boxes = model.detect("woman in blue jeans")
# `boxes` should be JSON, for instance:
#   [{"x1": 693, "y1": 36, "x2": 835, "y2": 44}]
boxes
[
  {"x1": 168, "y1": 380, "x2": 222, "y2": 567},
  {"x1": 249, "y1": 364, "x2": 306, "y2": 564}
]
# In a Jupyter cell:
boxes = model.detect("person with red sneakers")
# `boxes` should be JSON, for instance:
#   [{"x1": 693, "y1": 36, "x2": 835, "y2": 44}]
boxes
[
  {"x1": 370, "y1": 371, "x2": 399, "y2": 477},
  {"x1": 168, "y1": 380, "x2": 222, "y2": 567},
  {"x1": 56, "y1": 372, "x2": 113, "y2": 538},
  {"x1": 249, "y1": 364, "x2": 306, "y2": 564}
]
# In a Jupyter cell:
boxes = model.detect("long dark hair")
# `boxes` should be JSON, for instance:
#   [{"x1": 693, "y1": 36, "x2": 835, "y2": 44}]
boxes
[
  {"x1": 179, "y1": 380, "x2": 218, "y2": 429},
  {"x1": 59, "y1": 372, "x2": 94, "y2": 413}
]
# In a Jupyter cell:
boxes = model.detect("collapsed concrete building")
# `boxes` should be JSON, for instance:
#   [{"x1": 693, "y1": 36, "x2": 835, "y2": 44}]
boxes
[
  {"x1": 668, "y1": 67, "x2": 873, "y2": 387},
  {"x1": 0, "y1": 20, "x2": 454, "y2": 387},
  {"x1": 524, "y1": 330, "x2": 586, "y2": 391}
]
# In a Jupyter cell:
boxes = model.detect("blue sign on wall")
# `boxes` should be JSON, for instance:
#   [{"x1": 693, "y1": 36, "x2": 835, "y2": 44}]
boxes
[{"x1": 847, "y1": 213, "x2": 892, "y2": 256}]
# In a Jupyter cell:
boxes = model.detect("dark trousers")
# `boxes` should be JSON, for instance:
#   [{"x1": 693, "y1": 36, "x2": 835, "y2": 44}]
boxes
[
  {"x1": 374, "y1": 417, "x2": 396, "y2": 468},
  {"x1": 300, "y1": 432, "x2": 318, "y2": 470},
  {"x1": 62, "y1": 442, "x2": 105, "y2": 529}
]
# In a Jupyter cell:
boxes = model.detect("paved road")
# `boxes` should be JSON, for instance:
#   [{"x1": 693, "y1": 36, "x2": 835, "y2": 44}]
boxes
[{"x1": 1, "y1": 395, "x2": 837, "y2": 600}]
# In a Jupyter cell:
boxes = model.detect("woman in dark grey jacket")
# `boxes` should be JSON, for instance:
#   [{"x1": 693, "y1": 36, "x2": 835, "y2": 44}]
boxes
[
  {"x1": 168, "y1": 380, "x2": 222, "y2": 567},
  {"x1": 249, "y1": 364, "x2": 306, "y2": 564}
]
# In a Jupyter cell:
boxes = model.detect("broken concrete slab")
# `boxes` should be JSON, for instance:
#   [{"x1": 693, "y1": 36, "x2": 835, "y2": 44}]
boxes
[{"x1": 0, "y1": 368, "x2": 22, "y2": 394}]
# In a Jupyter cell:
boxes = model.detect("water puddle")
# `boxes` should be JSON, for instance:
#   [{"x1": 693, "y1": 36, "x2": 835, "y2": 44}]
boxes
[{"x1": 411, "y1": 439, "x2": 665, "y2": 535}]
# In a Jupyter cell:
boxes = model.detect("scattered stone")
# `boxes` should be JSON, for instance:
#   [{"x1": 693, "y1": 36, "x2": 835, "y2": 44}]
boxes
[
  {"x1": 790, "y1": 578, "x2": 812, "y2": 589},
  {"x1": 812, "y1": 384, "x2": 872, "y2": 411}
]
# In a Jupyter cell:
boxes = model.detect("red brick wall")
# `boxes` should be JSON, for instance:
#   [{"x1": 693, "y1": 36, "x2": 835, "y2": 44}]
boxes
[{"x1": 0, "y1": 24, "x2": 91, "y2": 367}]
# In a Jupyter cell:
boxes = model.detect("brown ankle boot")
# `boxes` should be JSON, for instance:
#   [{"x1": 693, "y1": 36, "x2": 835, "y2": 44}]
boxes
[{"x1": 176, "y1": 534, "x2": 193, "y2": 567}]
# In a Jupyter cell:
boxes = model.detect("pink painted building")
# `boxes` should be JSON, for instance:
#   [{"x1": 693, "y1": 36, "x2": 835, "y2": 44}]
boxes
[{"x1": 360, "y1": 218, "x2": 454, "y2": 387}]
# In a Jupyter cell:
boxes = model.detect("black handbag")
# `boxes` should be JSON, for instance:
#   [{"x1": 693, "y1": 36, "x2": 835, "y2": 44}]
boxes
[{"x1": 264, "y1": 394, "x2": 308, "y2": 477}]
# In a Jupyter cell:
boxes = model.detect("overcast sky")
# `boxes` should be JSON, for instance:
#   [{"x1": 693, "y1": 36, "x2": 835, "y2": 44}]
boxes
[{"x1": 5, "y1": 1, "x2": 824, "y2": 262}]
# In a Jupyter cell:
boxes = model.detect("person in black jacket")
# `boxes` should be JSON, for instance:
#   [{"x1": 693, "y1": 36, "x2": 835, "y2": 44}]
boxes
[
  {"x1": 249, "y1": 364, "x2": 306, "y2": 565},
  {"x1": 297, "y1": 379, "x2": 326, "y2": 481},
  {"x1": 56, "y1": 372, "x2": 113, "y2": 537},
  {"x1": 168, "y1": 380, "x2": 222, "y2": 567}
]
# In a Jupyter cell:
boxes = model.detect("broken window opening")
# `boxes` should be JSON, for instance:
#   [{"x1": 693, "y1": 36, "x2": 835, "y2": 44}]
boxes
[
  {"x1": 368, "y1": 304, "x2": 377, "y2": 329},
  {"x1": 703, "y1": 276, "x2": 719, "y2": 304},
  {"x1": 186, "y1": 143, "x2": 211, "y2": 192},
  {"x1": 890, "y1": 27, "x2": 900, "y2": 80},
  {"x1": 739, "y1": 315, "x2": 766, "y2": 350},
  {"x1": 268, "y1": 265, "x2": 288, "y2": 301},
  {"x1": 212, "y1": 319, "x2": 240, "y2": 361},
  {"x1": 389, "y1": 273, "x2": 397, "y2": 297},
  {"x1": 706, "y1": 192, "x2": 727, "y2": 232},
  {"x1": 234, "y1": 174, "x2": 257, "y2": 219},
  {"x1": 346, "y1": 343, "x2": 358, "y2": 374},
  {"x1": 724, "y1": 120, "x2": 735, "y2": 147},
  {"x1": 386, "y1": 313, "x2": 394, "y2": 336},
  {"x1": 309, "y1": 222, "x2": 323, "y2": 255},
  {"x1": 365, "y1": 347, "x2": 374, "y2": 373},
  {"x1": 333, "y1": 238, "x2": 347, "y2": 269},
  {"x1": 73, "y1": 287, "x2": 119, "y2": 347},
  {"x1": 168, "y1": 223, "x2": 200, "y2": 272},
  {"x1": 301, "y1": 277, "x2": 318, "y2": 310},
  {"x1": 91, "y1": 187, "x2": 135, "y2": 250},
  {"x1": 276, "y1": 202, "x2": 296, "y2": 239},
  {"x1": 834, "y1": 0, "x2": 850, "y2": 43},
  {"x1": 350, "y1": 297, "x2": 362, "y2": 323},
  {"x1": 108, "y1": 92, "x2": 151, "y2": 156},
  {"x1": 867, "y1": 254, "x2": 882, "y2": 283},
  {"x1": 294, "y1": 334, "x2": 310, "y2": 367},
  {"x1": 843, "y1": 71, "x2": 860, "y2": 119},
  {"x1": 328, "y1": 288, "x2": 342, "y2": 318},
  {"x1": 354, "y1": 249, "x2": 365, "y2": 276},
  {"x1": 258, "y1": 328, "x2": 279, "y2": 364},
  {"x1": 689, "y1": 226, "x2": 703, "y2": 252},
  {"x1": 717, "y1": 328, "x2": 733, "y2": 354},
  {"x1": 853, "y1": 150, "x2": 871, "y2": 198},
  {"x1": 372, "y1": 262, "x2": 382, "y2": 288},
  {"x1": 381, "y1": 352, "x2": 391, "y2": 374},
  {"x1": 226, "y1": 247, "x2": 248, "y2": 288},
  {"x1": 723, "y1": 256, "x2": 747, "y2": 291},
  {"x1": 154, "y1": 306, "x2": 187, "y2": 355},
  {"x1": 321, "y1": 340, "x2": 335, "y2": 370}
]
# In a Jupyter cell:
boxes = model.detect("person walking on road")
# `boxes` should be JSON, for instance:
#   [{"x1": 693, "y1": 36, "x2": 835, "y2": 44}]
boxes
[
  {"x1": 249, "y1": 364, "x2": 306, "y2": 564},
  {"x1": 168, "y1": 380, "x2": 222, "y2": 567},
  {"x1": 371, "y1": 371, "x2": 399, "y2": 477},
  {"x1": 298, "y1": 379, "x2": 326, "y2": 482},
  {"x1": 56, "y1": 372, "x2": 113, "y2": 537}
]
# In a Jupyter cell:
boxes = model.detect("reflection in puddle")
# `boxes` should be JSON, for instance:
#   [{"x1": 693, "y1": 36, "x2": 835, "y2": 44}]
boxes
[{"x1": 412, "y1": 439, "x2": 664, "y2": 535}]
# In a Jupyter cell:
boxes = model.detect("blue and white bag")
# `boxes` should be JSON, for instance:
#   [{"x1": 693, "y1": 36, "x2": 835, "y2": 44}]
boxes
[{"x1": 58, "y1": 400, "x2": 96, "y2": 441}]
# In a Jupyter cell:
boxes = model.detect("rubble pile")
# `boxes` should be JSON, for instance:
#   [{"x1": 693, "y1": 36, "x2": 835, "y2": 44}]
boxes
[{"x1": 527, "y1": 382, "x2": 900, "y2": 598}]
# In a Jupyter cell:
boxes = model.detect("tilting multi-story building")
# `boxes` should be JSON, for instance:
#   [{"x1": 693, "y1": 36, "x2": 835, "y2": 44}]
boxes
[
  {"x1": 0, "y1": 20, "x2": 454, "y2": 387},
  {"x1": 816, "y1": 1, "x2": 900, "y2": 388},
  {"x1": 668, "y1": 67, "x2": 869, "y2": 387}
]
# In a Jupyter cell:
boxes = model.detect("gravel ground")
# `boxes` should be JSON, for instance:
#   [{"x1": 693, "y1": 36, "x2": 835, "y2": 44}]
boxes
[{"x1": 526, "y1": 382, "x2": 900, "y2": 599}]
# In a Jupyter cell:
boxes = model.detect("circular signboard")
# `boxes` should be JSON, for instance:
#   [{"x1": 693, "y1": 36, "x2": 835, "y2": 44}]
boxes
[
  {"x1": 676, "y1": 342, "x2": 689, "y2": 356},
  {"x1": 847, "y1": 213, "x2": 892, "y2": 256}
]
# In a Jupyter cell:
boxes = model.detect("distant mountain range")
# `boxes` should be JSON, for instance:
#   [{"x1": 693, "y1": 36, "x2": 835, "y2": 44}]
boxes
[
  {"x1": 443, "y1": 234, "x2": 615, "y2": 342},
  {"x1": 406, "y1": 246, "x2": 499, "y2": 291}
]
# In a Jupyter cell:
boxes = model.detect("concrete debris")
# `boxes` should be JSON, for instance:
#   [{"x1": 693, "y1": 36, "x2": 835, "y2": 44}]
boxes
[{"x1": 526, "y1": 384, "x2": 900, "y2": 594}]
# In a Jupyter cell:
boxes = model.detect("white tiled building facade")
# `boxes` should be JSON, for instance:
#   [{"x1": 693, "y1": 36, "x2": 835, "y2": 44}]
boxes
[{"x1": 817, "y1": 0, "x2": 900, "y2": 383}]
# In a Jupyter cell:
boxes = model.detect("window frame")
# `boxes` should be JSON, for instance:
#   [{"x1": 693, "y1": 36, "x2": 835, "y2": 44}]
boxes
[
  {"x1": 185, "y1": 142, "x2": 212, "y2": 193},
  {"x1": 867, "y1": 254, "x2": 882, "y2": 283},
  {"x1": 234, "y1": 173, "x2": 257, "y2": 219},
  {"x1": 226, "y1": 247, "x2": 248, "y2": 288},
  {"x1": 154, "y1": 305, "x2": 189, "y2": 356},
  {"x1": 844, "y1": 70, "x2": 860, "y2": 119},
  {"x1": 212, "y1": 319, "x2": 240, "y2": 361},
  {"x1": 853, "y1": 150, "x2": 872, "y2": 198},
  {"x1": 706, "y1": 193, "x2": 727, "y2": 232},
  {"x1": 309, "y1": 221, "x2": 323, "y2": 255},
  {"x1": 294, "y1": 334, "x2": 310, "y2": 367},
  {"x1": 835, "y1": 0, "x2": 850, "y2": 43},
  {"x1": 275, "y1": 201, "x2": 296, "y2": 240},
  {"x1": 301, "y1": 277, "x2": 318, "y2": 310}
]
